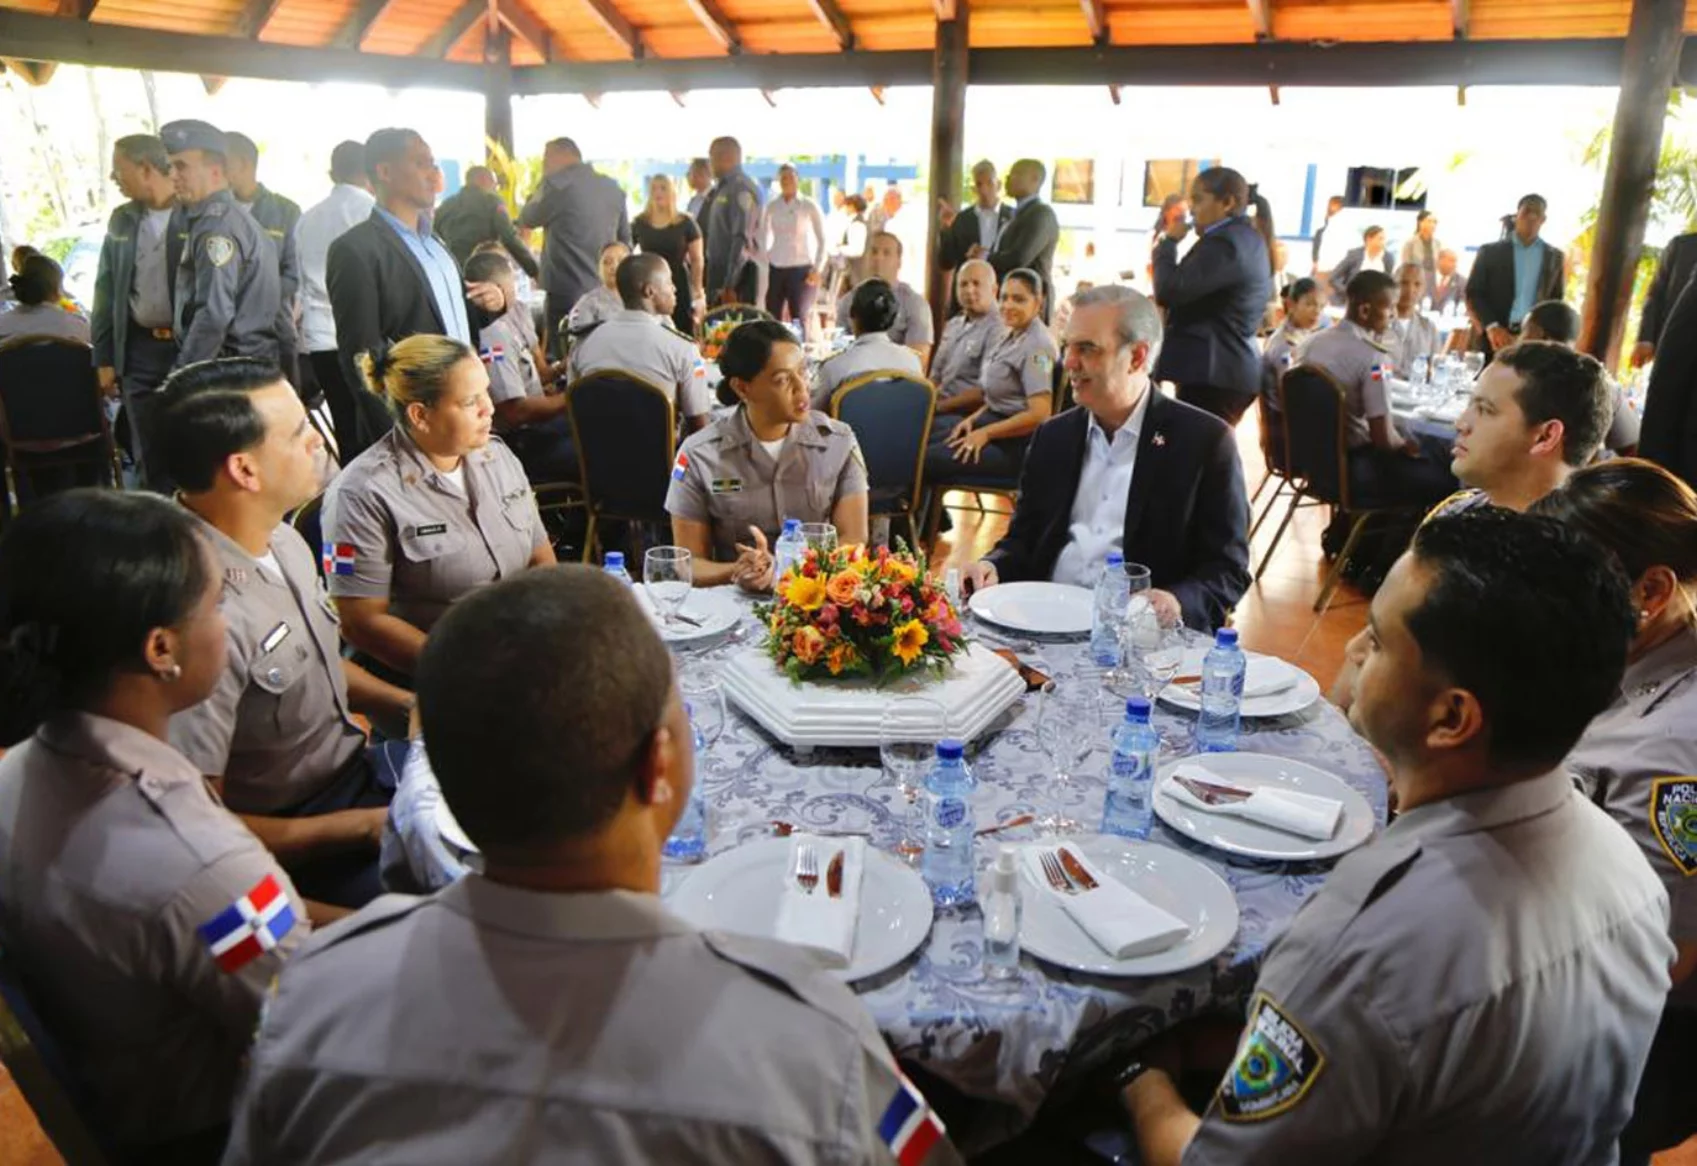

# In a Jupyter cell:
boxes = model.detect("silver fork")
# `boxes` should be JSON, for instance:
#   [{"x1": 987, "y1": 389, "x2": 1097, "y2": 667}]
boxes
[
  {"x1": 795, "y1": 844, "x2": 819, "y2": 895},
  {"x1": 1039, "y1": 851, "x2": 1077, "y2": 895}
]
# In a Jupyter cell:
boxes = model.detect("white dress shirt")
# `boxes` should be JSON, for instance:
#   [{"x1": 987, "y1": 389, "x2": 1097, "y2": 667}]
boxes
[
  {"x1": 760, "y1": 195, "x2": 826, "y2": 270},
  {"x1": 1050, "y1": 389, "x2": 1152, "y2": 588},
  {"x1": 295, "y1": 183, "x2": 376, "y2": 352},
  {"x1": 972, "y1": 204, "x2": 1004, "y2": 253}
]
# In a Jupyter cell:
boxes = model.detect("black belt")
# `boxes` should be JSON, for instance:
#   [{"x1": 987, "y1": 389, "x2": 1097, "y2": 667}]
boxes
[{"x1": 129, "y1": 322, "x2": 174, "y2": 341}]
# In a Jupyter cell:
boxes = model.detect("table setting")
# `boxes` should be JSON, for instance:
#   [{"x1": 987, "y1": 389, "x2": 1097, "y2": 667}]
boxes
[
  {"x1": 387, "y1": 550, "x2": 1389, "y2": 1147},
  {"x1": 1390, "y1": 351, "x2": 1480, "y2": 440}
]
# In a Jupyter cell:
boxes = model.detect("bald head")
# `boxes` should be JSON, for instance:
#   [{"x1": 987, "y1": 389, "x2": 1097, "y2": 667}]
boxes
[
  {"x1": 466, "y1": 165, "x2": 496, "y2": 191},
  {"x1": 955, "y1": 260, "x2": 997, "y2": 316}
]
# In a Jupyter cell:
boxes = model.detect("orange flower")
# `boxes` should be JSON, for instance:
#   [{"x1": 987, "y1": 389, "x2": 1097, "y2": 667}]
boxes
[
  {"x1": 891, "y1": 619, "x2": 929, "y2": 665},
  {"x1": 826, "y1": 641, "x2": 857, "y2": 675},
  {"x1": 793, "y1": 625, "x2": 826, "y2": 664},
  {"x1": 826, "y1": 569, "x2": 862, "y2": 606},
  {"x1": 785, "y1": 573, "x2": 827, "y2": 612},
  {"x1": 883, "y1": 558, "x2": 918, "y2": 586}
]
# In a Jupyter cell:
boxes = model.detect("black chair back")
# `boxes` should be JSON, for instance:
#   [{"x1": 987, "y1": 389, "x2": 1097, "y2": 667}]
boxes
[
  {"x1": 566, "y1": 371, "x2": 677, "y2": 523},
  {"x1": 290, "y1": 492, "x2": 325, "y2": 578},
  {"x1": 1279, "y1": 365, "x2": 1349, "y2": 507},
  {"x1": 0, "y1": 942, "x2": 112, "y2": 1164},
  {"x1": 830, "y1": 373, "x2": 935, "y2": 517},
  {"x1": 0, "y1": 337, "x2": 118, "y2": 502}
]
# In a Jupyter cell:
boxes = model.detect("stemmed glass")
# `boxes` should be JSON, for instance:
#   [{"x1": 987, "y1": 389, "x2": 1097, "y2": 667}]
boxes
[
  {"x1": 1135, "y1": 622, "x2": 1191, "y2": 754},
  {"x1": 1462, "y1": 352, "x2": 1485, "y2": 383},
  {"x1": 664, "y1": 666, "x2": 724, "y2": 861},
  {"x1": 1036, "y1": 680, "x2": 1103, "y2": 835},
  {"x1": 879, "y1": 697, "x2": 947, "y2": 865},
  {"x1": 799, "y1": 522, "x2": 839, "y2": 554},
  {"x1": 644, "y1": 546, "x2": 693, "y2": 626}
]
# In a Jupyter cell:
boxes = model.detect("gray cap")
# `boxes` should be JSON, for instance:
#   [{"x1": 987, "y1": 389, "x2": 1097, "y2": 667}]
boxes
[{"x1": 160, "y1": 119, "x2": 227, "y2": 157}]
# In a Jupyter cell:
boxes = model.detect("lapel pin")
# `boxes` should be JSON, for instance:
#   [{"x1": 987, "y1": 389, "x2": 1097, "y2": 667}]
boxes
[{"x1": 1152, "y1": 432, "x2": 1166, "y2": 447}]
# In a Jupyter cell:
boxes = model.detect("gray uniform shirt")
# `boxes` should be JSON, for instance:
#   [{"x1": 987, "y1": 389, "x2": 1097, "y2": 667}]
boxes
[
  {"x1": 1295, "y1": 320, "x2": 1400, "y2": 449},
  {"x1": 1260, "y1": 321, "x2": 1317, "y2": 407},
  {"x1": 979, "y1": 321, "x2": 1057, "y2": 418},
  {"x1": 224, "y1": 880, "x2": 960, "y2": 1165},
  {"x1": 173, "y1": 188, "x2": 281, "y2": 368},
  {"x1": 169, "y1": 515, "x2": 366, "y2": 815},
  {"x1": 567, "y1": 284, "x2": 622, "y2": 334},
  {"x1": 810, "y1": 331, "x2": 924, "y2": 411},
  {"x1": 836, "y1": 280, "x2": 935, "y2": 349},
  {"x1": 1184, "y1": 770, "x2": 1673, "y2": 1166},
  {"x1": 479, "y1": 314, "x2": 544, "y2": 406},
  {"x1": 930, "y1": 311, "x2": 1005, "y2": 400},
  {"x1": 323, "y1": 427, "x2": 548, "y2": 636},
  {"x1": 0, "y1": 713, "x2": 308, "y2": 1149},
  {"x1": 701, "y1": 168, "x2": 764, "y2": 299},
  {"x1": 518, "y1": 162, "x2": 632, "y2": 309},
  {"x1": 569, "y1": 308, "x2": 711, "y2": 418},
  {"x1": 666, "y1": 407, "x2": 868, "y2": 561}
]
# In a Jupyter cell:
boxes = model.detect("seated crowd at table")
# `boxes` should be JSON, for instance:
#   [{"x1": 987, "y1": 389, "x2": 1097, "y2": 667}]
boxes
[{"x1": 0, "y1": 122, "x2": 1693, "y2": 1166}]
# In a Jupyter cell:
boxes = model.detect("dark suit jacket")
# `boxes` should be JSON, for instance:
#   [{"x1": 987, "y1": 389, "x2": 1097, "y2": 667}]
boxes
[
  {"x1": 938, "y1": 203, "x2": 1013, "y2": 272},
  {"x1": 91, "y1": 200, "x2": 185, "y2": 375},
  {"x1": 1640, "y1": 261, "x2": 1697, "y2": 489},
  {"x1": 1464, "y1": 236, "x2": 1565, "y2": 337},
  {"x1": 1431, "y1": 271, "x2": 1467, "y2": 313},
  {"x1": 1638, "y1": 231, "x2": 1697, "y2": 347},
  {"x1": 985, "y1": 393, "x2": 1251, "y2": 631},
  {"x1": 1152, "y1": 215, "x2": 1272, "y2": 400},
  {"x1": 1326, "y1": 245, "x2": 1394, "y2": 304},
  {"x1": 988, "y1": 199, "x2": 1059, "y2": 318}
]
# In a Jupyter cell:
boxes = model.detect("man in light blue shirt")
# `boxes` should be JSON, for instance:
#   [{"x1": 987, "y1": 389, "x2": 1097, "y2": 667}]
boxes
[
  {"x1": 374, "y1": 204, "x2": 470, "y2": 345},
  {"x1": 1466, "y1": 193, "x2": 1565, "y2": 357}
]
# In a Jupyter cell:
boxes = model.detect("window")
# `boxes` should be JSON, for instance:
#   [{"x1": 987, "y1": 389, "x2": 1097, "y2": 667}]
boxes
[
  {"x1": 1143, "y1": 160, "x2": 1202, "y2": 208},
  {"x1": 1051, "y1": 159, "x2": 1096, "y2": 206}
]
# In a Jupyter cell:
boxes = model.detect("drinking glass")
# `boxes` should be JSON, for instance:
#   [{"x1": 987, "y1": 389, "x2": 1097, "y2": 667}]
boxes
[
  {"x1": 679, "y1": 666, "x2": 726, "y2": 749},
  {"x1": 1135, "y1": 623, "x2": 1191, "y2": 754},
  {"x1": 1462, "y1": 352, "x2": 1485, "y2": 382},
  {"x1": 800, "y1": 522, "x2": 838, "y2": 554},
  {"x1": 879, "y1": 697, "x2": 947, "y2": 864},
  {"x1": 644, "y1": 546, "x2": 693, "y2": 625},
  {"x1": 1036, "y1": 680, "x2": 1103, "y2": 835},
  {"x1": 663, "y1": 666, "x2": 724, "y2": 862}
]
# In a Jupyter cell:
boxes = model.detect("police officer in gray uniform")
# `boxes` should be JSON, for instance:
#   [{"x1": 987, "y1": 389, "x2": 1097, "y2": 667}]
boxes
[
  {"x1": 223, "y1": 567, "x2": 962, "y2": 1166},
  {"x1": 0, "y1": 491, "x2": 308, "y2": 1165},
  {"x1": 159, "y1": 359, "x2": 416, "y2": 908},
  {"x1": 811, "y1": 278, "x2": 924, "y2": 411},
  {"x1": 1120, "y1": 509, "x2": 1673, "y2": 1166},
  {"x1": 227, "y1": 130, "x2": 304, "y2": 384},
  {"x1": 835, "y1": 231, "x2": 935, "y2": 362},
  {"x1": 570, "y1": 252, "x2": 713, "y2": 430},
  {"x1": 702, "y1": 135, "x2": 764, "y2": 305},
  {"x1": 160, "y1": 119, "x2": 281, "y2": 371},
  {"x1": 929, "y1": 259, "x2": 1005, "y2": 413}
]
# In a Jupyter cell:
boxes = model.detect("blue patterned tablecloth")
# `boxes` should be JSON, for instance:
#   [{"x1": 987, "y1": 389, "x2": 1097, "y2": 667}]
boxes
[{"x1": 388, "y1": 589, "x2": 1388, "y2": 1144}]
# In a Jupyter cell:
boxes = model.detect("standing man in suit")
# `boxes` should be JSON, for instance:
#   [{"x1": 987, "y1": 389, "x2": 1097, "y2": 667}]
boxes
[
  {"x1": 964, "y1": 285, "x2": 1249, "y2": 631},
  {"x1": 937, "y1": 160, "x2": 1011, "y2": 309},
  {"x1": 1326, "y1": 225, "x2": 1394, "y2": 305},
  {"x1": 92, "y1": 133, "x2": 184, "y2": 490},
  {"x1": 1631, "y1": 229, "x2": 1697, "y2": 368},
  {"x1": 987, "y1": 159, "x2": 1059, "y2": 323},
  {"x1": 225, "y1": 131, "x2": 303, "y2": 388},
  {"x1": 1465, "y1": 193, "x2": 1565, "y2": 357},
  {"x1": 1431, "y1": 248, "x2": 1467, "y2": 313},
  {"x1": 434, "y1": 165, "x2": 539, "y2": 280},
  {"x1": 326, "y1": 128, "x2": 506, "y2": 462},
  {"x1": 1640, "y1": 270, "x2": 1697, "y2": 489},
  {"x1": 1152, "y1": 166, "x2": 1273, "y2": 426},
  {"x1": 296, "y1": 140, "x2": 375, "y2": 457},
  {"x1": 519, "y1": 137, "x2": 629, "y2": 359}
]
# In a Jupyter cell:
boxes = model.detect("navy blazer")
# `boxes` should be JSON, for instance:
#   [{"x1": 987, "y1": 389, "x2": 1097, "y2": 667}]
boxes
[
  {"x1": 1641, "y1": 263, "x2": 1697, "y2": 490},
  {"x1": 1464, "y1": 236, "x2": 1565, "y2": 336},
  {"x1": 1639, "y1": 231, "x2": 1697, "y2": 347},
  {"x1": 1151, "y1": 215, "x2": 1272, "y2": 399},
  {"x1": 984, "y1": 392, "x2": 1251, "y2": 631}
]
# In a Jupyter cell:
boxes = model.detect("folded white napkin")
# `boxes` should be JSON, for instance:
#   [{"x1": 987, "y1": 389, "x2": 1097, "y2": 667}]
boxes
[
  {"x1": 1164, "y1": 764, "x2": 1343, "y2": 840},
  {"x1": 1175, "y1": 656, "x2": 1298, "y2": 700},
  {"x1": 774, "y1": 835, "x2": 865, "y2": 969},
  {"x1": 1021, "y1": 846, "x2": 1189, "y2": 959}
]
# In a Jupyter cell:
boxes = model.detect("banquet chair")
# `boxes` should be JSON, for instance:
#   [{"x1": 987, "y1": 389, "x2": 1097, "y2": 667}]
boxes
[
  {"x1": 0, "y1": 941, "x2": 112, "y2": 1165},
  {"x1": 566, "y1": 370, "x2": 677, "y2": 562},
  {"x1": 0, "y1": 336, "x2": 121, "y2": 515},
  {"x1": 1268, "y1": 365, "x2": 1423, "y2": 614},
  {"x1": 699, "y1": 303, "x2": 774, "y2": 338},
  {"x1": 290, "y1": 492, "x2": 325, "y2": 579},
  {"x1": 830, "y1": 371, "x2": 937, "y2": 547},
  {"x1": 1248, "y1": 392, "x2": 1296, "y2": 545}
]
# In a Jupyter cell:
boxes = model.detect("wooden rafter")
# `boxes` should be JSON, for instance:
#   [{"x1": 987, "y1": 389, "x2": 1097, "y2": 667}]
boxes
[
  {"x1": 680, "y1": 0, "x2": 741, "y2": 53},
  {"x1": 1451, "y1": 0, "x2": 1469, "y2": 38},
  {"x1": 332, "y1": 0, "x2": 398, "y2": 49},
  {"x1": 1245, "y1": 0, "x2": 1271, "y2": 40},
  {"x1": 0, "y1": 57, "x2": 56, "y2": 85},
  {"x1": 803, "y1": 0, "x2": 855, "y2": 51},
  {"x1": 54, "y1": 0, "x2": 100, "y2": 17},
  {"x1": 232, "y1": 0, "x2": 287, "y2": 40},
  {"x1": 1080, "y1": 0, "x2": 1105, "y2": 44},
  {"x1": 579, "y1": 0, "x2": 646, "y2": 57},
  {"x1": 933, "y1": 0, "x2": 956, "y2": 19},
  {"x1": 495, "y1": 0, "x2": 553, "y2": 60},
  {"x1": 420, "y1": 0, "x2": 486, "y2": 57}
]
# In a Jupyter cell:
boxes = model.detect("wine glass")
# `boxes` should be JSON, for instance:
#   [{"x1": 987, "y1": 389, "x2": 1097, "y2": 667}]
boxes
[
  {"x1": 1136, "y1": 624, "x2": 1191, "y2": 754},
  {"x1": 1036, "y1": 680, "x2": 1103, "y2": 835},
  {"x1": 880, "y1": 697, "x2": 947, "y2": 865},
  {"x1": 644, "y1": 546, "x2": 693, "y2": 626},
  {"x1": 800, "y1": 522, "x2": 838, "y2": 554},
  {"x1": 1462, "y1": 352, "x2": 1485, "y2": 383}
]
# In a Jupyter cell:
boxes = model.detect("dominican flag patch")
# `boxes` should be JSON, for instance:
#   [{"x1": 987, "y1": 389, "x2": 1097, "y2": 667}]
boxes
[
  {"x1": 671, "y1": 451, "x2": 689, "y2": 482},
  {"x1": 196, "y1": 874, "x2": 297, "y2": 974},
  {"x1": 1369, "y1": 364, "x2": 1387, "y2": 382},
  {"x1": 479, "y1": 344, "x2": 506, "y2": 365},
  {"x1": 322, "y1": 543, "x2": 356, "y2": 576},
  {"x1": 878, "y1": 1075, "x2": 945, "y2": 1166}
]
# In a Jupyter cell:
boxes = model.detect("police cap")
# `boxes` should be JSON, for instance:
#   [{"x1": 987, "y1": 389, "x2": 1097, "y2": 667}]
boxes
[{"x1": 160, "y1": 119, "x2": 227, "y2": 158}]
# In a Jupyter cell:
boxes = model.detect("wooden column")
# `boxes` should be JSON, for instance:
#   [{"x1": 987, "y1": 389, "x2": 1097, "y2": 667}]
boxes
[
  {"x1": 1579, "y1": 0, "x2": 1685, "y2": 367},
  {"x1": 484, "y1": 24, "x2": 515, "y2": 159},
  {"x1": 925, "y1": 6, "x2": 969, "y2": 336}
]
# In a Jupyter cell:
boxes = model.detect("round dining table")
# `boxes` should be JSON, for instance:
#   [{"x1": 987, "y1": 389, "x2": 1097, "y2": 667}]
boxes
[{"x1": 385, "y1": 587, "x2": 1389, "y2": 1149}]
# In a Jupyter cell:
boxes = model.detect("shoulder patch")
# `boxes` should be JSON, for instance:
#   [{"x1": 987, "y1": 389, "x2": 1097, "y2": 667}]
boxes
[
  {"x1": 1032, "y1": 351, "x2": 1055, "y2": 374},
  {"x1": 204, "y1": 235, "x2": 236, "y2": 267},
  {"x1": 1217, "y1": 993, "x2": 1326, "y2": 1123},
  {"x1": 738, "y1": 190, "x2": 755, "y2": 212},
  {"x1": 1650, "y1": 776, "x2": 1697, "y2": 877}
]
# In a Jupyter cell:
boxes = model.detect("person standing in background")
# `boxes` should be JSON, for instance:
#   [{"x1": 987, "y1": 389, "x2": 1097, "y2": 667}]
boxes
[
  {"x1": 1400, "y1": 210, "x2": 1443, "y2": 286},
  {"x1": 1431, "y1": 249, "x2": 1467, "y2": 313},
  {"x1": 685, "y1": 157, "x2": 712, "y2": 219},
  {"x1": 224, "y1": 131, "x2": 302, "y2": 387},
  {"x1": 1466, "y1": 193, "x2": 1565, "y2": 357},
  {"x1": 1327, "y1": 225, "x2": 1394, "y2": 305},
  {"x1": 519, "y1": 137, "x2": 630, "y2": 358},
  {"x1": 1631, "y1": 228, "x2": 1697, "y2": 369},
  {"x1": 433, "y1": 165, "x2": 539, "y2": 281},
  {"x1": 1310, "y1": 193, "x2": 1345, "y2": 275},
  {"x1": 632, "y1": 174, "x2": 705, "y2": 336},
  {"x1": 701, "y1": 136, "x2": 763, "y2": 306},
  {"x1": 987, "y1": 159, "x2": 1059, "y2": 324},
  {"x1": 759, "y1": 164, "x2": 826, "y2": 333},
  {"x1": 296, "y1": 140, "x2": 376, "y2": 460},
  {"x1": 937, "y1": 160, "x2": 1011, "y2": 310}
]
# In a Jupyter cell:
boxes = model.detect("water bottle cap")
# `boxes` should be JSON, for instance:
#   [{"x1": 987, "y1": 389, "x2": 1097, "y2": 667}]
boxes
[
  {"x1": 990, "y1": 845, "x2": 1018, "y2": 893},
  {"x1": 936, "y1": 739, "x2": 965, "y2": 760},
  {"x1": 1126, "y1": 696, "x2": 1152, "y2": 720},
  {"x1": 1216, "y1": 628, "x2": 1239, "y2": 647},
  {"x1": 1104, "y1": 552, "x2": 1124, "y2": 568},
  {"x1": 604, "y1": 552, "x2": 624, "y2": 569},
  {"x1": 781, "y1": 517, "x2": 801, "y2": 535}
]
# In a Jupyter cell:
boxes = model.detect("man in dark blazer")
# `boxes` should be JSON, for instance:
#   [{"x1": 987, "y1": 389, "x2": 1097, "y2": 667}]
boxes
[
  {"x1": 327, "y1": 127, "x2": 504, "y2": 461},
  {"x1": 1465, "y1": 194, "x2": 1565, "y2": 358},
  {"x1": 965, "y1": 285, "x2": 1249, "y2": 631},
  {"x1": 1631, "y1": 228, "x2": 1697, "y2": 368},
  {"x1": 987, "y1": 159, "x2": 1059, "y2": 322},
  {"x1": 937, "y1": 161, "x2": 1013, "y2": 272},
  {"x1": 1640, "y1": 263, "x2": 1697, "y2": 490}
]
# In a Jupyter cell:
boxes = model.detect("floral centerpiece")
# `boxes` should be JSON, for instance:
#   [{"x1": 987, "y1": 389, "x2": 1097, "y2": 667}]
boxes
[
  {"x1": 699, "y1": 316, "x2": 746, "y2": 360},
  {"x1": 755, "y1": 543, "x2": 967, "y2": 683}
]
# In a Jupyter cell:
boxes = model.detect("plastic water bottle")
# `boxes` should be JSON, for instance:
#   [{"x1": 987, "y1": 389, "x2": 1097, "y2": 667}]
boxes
[
  {"x1": 1090, "y1": 552, "x2": 1130, "y2": 668},
  {"x1": 603, "y1": 551, "x2": 633, "y2": 587},
  {"x1": 1196, "y1": 628, "x2": 1247, "y2": 753},
  {"x1": 981, "y1": 846, "x2": 1021, "y2": 982},
  {"x1": 772, "y1": 517, "x2": 805, "y2": 583},
  {"x1": 922, "y1": 739, "x2": 976, "y2": 908},
  {"x1": 662, "y1": 706, "x2": 707, "y2": 861},
  {"x1": 1103, "y1": 696, "x2": 1159, "y2": 839}
]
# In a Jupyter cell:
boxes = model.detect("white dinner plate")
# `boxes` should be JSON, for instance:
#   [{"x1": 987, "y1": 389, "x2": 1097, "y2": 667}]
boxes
[
  {"x1": 1151, "y1": 752, "x2": 1376, "y2": 862},
  {"x1": 665, "y1": 837, "x2": 934, "y2": 982},
  {"x1": 1019, "y1": 835, "x2": 1239, "y2": 976},
  {"x1": 1157, "y1": 648, "x2": 1321, "y2": 719},
  {"x1": 435, "y1": 797, "x2": 478, "y2": 855},
  {"x1": 636, "y1": 584, "x2": 744, "y2": 646},
  {"x1": 968, "y1": 582, "x2": 1094, "y2": 636}
]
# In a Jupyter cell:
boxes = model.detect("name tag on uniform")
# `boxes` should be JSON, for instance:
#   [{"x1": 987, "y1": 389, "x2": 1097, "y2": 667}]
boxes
[
  {"x1": 710, "y1": 478, "x2": 744, "y2": 494},
  {"x1": 414, "y1": 523, "x2": 449, "y2": 537},
  {"x1": 260, "y1": 622, "x2": 291, "y2": 653}
]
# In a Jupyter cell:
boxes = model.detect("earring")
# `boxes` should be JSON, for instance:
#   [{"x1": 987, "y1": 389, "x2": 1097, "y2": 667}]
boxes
[
  {"x1": 160, "y1": 663, "x2": 183, "y2": 683},
  {"x1": 1639, "y1": 610, "x2": 1651, "y2": 624}
]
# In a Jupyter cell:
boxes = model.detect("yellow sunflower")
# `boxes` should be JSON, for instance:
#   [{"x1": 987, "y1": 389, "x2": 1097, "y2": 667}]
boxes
[
  {"x1": 891, "y1": 619, "x2": 929, "y2": 665},
  {"x1": 784, "y1": 573, "x2": 827, "y2": 612}
]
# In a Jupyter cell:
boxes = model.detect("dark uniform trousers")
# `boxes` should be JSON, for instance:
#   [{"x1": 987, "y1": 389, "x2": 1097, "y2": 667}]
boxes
[{"x1": 122, "y1": 324, "x2": 183, "y2": 493}]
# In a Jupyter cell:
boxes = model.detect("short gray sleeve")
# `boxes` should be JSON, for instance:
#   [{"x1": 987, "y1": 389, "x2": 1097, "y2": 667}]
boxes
[{"x1": 321, "y1": 477, "x2": 396, "y2": 601}]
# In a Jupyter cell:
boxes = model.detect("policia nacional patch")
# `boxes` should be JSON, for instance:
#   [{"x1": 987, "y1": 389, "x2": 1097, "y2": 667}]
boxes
[
  {"x1": 1650, "y1": 776, "x2": 1697, "y2": 877},
  {"x1": 1217, "y1": 993, "x2": 1326, "y2": 1122}
]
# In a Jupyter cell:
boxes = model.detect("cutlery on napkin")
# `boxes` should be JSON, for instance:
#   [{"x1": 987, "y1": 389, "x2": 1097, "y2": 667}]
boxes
[
  {"x1": 1163, "y1": 763, "x2": 1343, "y2": 840},
  {"x1": 1171, "y1": 657, "x2": 1299, "y2": 700},
  {"x1": 1021, "y1": 845, "x2": 1189, "y2": 959},
  {"x1": 773, "y1": 834, "x2": 865, "y2": 968}
]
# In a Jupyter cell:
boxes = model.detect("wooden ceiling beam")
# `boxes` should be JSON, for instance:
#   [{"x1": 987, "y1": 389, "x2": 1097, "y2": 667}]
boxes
[
  {"x1": 420, "y1": 0, "x2": 486, "y2": 57},
  {"x1": 232, "y1": 0, "x2": 287, "y2": 40},
  {"x1": 1452, "y1": 0, "x2": 1469, "y2": 38},
  {"x1": 55, "y1": 0, "x2": 100, "y2": 18},
  {"x1": 680, "y1": 0, "x2": 741, "y2": 53},
  {"x1": 331, "y1": 0, "x2": 397, "y2": 49},
  {"x1": 1080, "y1": 0, "x2": 1105, "y2": 44},
  {"x1": 1245, "y1": 0, "x2": 1271, "y2": 40},
  {"x1": 0, "y1": 57, "x2": 56, "y2": 85},
  {"x1": 803, "y1": 0, "x2": 855, "y2": 51},
  {"x1": 579, "y1": 0, "x2": 646, "y2": 58},
  {"x1": 933, "y1": 0, "x2": 955, "y2": 18},
  {"x1": 495, "y1": 0, "x2": 554, "y2": 60}
]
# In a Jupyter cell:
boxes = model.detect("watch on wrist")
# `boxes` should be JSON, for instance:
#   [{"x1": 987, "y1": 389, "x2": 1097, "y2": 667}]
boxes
[{"x1": 1115, "y1": 1058, "x2": 1157, "y2": 1093}]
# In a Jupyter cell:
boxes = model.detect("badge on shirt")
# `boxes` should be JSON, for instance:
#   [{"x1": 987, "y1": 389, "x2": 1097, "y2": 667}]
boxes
[
  {"x1": 1031, "y1": 351, "x2": 1054, "y2": 375},
  {"x1": 877, "y1": 1074, "x2": 946, "y2": 1166},
  {"x1": 692, "y1": 359, "x2": 706, "y2": 380},
  {"x1": 1649, "y1": 777, "x2": 1697, "y2": 877},
  {"x1": 413, "y1": 523, "x2": 449, "y2": 537},
  {"x1": 322, "y1": 542, "x2": 357, "y2": 577},
  {"x1": 259, "y1": 621, "x2": 291, "y2": 654},
  {"x1": 671, "y1": 451, "x2": 690, "y2": 482},
  {"x1": 709, "y1": 477, "x2": 743, "y2": 494},
  {"x1": 737, "y1": 191, "x2": 755, "y2": 213},
  {"x1": 1216, "y1": 993, "x2": 1326, "y2": 1123},
  {"x1": 196, "y1": 873, "x2": 297, "y2": 974},
  {"x1": 480, "y1": 344, "x2": 506, "y2": 365},
  {"x1": 204, "y1": 235, "x2": 235, "y2": 268}
]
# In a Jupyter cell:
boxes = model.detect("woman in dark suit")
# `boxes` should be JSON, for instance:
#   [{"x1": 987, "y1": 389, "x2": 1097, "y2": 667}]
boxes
[{"x1": 1150, "y1": 166, "x2": 1274, "y2": 426}]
